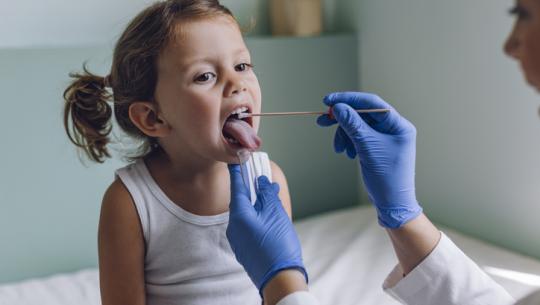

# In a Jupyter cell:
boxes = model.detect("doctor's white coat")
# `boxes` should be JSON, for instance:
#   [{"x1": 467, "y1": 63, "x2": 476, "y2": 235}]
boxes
[{"x1": 276, "y1": 233, "x2": 540, "y2": 305}]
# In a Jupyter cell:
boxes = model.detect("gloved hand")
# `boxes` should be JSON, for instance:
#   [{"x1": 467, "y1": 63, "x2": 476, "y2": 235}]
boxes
[
  {"x1": 226, "y1": 164, "x2": 307, "y2": 294},
  {"x1": 317, "y1": 92, "x2": 422, "y2": 229}
]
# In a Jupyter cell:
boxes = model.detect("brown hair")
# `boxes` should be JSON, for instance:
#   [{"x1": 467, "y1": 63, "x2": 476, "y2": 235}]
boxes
[{"x1": 63, "y1": 0, "x2": 234, "y2": 163}]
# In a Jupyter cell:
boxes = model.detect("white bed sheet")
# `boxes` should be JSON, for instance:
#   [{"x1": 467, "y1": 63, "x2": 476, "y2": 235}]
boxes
[
  {"x1": 2, "y1": 206, "x2": 540, "y2": 305},
  {"x1": 298, "y1": 206, "x2": 540, "y2": 305},
  {"x1": 0, "y1": 268, "x2": 99, "y2": 305}
]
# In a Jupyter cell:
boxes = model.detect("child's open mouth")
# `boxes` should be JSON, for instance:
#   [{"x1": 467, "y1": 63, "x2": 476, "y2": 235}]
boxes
[{"x1": 222, "y1": 106, "x2": 261, "y2": 150}]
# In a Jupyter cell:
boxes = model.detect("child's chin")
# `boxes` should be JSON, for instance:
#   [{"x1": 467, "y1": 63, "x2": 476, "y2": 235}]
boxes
[
  {"x1": 218, "y1": 145, "x2": 243, "y2": 163},
  {"x1": 221, "y1": 154, "x2": 243, "y2": 166}
]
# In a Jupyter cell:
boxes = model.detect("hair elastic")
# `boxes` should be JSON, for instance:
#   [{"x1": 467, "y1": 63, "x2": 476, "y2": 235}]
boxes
[{"x1": 103, "y1": 75, "x2": 111, "y2": 88}]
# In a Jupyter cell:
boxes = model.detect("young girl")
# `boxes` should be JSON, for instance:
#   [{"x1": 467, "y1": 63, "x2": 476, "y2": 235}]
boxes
[{"x1": 62, "y1": 1, "x2": 292, "y2": 304}]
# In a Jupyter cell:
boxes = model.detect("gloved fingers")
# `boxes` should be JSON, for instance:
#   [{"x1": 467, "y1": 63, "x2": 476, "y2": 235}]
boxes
[
  {"x1": 323, "y1": 92, "x2": 403, "y2": 131},
  {"x1": 270, "y1": 182, "x2": 280, "y2": 195},
  {"x1": 257, "y1": 175, "x2": 272, "y2": 189},
  {"x1": 227, "y1": 164, "x2": 253, "y2": 213},
  {"x1": 332, "y1": 103, "x2": 369, "y2": 137},
  {"x1": 255, "y1": 176, "x2": 281, "y2": 211},
  {"x1": 316, "y1": 113, "x2": 337, "y2": 127},
  {"x1": 319, "y1": 92, "x2": 386, "y2": 127},
  {"x1": 333, "y1": 126, "x2": 348, "y2": 153},
  {"x1": 323, "y1": 92, "x2": 393, "y2": 110},
  {"x1": 254, "y1": 175, "x2": 271, "y2": 211},
  {"x1": 257, "y1": 176, "x2": 280, "y2": 197},
  {"x1": 253, "y1": 199, "x2": 263, "y2": 213},
  {"x1": 228, "y1": 164, "x2": 251, "y2": 197},
  {"x1": 345, "y1": 142, "x2": 357, "y2": 159}
]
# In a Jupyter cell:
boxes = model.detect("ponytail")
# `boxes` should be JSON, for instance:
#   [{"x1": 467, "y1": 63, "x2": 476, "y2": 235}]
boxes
[{"x1": 63, "y1": 64, "x2": 113, "y2": 163}]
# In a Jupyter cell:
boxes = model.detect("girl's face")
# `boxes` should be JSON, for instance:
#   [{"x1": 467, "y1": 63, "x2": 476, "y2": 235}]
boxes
[
  {"x1": 505, "y1": 0, "x2": 540, "y2": 91},
  {"x1": 154, "y1": 16, "x2": 261, "y2": 163}
]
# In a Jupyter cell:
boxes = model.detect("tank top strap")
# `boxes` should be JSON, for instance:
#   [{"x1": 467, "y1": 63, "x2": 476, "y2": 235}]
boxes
[{"x1": 114, "y1": 162, "x2": 150, "y2": 241}]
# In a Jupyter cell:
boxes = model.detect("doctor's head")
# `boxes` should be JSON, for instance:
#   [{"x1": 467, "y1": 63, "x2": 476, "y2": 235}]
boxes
[{"x1": 504, "y1": 0, "x2": 540, "y2": 91}]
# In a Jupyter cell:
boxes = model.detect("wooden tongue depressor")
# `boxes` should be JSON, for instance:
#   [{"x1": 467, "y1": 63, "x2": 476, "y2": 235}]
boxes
[{"x1": 237, "y1": 107, "x2": 390, "y2": 120}]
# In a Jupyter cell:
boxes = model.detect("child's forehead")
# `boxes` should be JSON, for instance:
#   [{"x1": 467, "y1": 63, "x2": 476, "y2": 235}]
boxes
[
  {"x1": 167, "y1": 16, "x2": 247, "y2": 60},
  {"x1": 174, "y1": 17, "x2": 245, "y2": 53}
]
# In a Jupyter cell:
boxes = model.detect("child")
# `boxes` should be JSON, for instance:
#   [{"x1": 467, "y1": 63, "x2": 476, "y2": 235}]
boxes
[{"x1": 62, "y1": 1, "x2": 292, "y2": 304}]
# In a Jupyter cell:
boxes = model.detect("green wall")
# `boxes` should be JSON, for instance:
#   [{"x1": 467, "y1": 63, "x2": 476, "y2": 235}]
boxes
[
  {"x1": 0, "y1": 34, "x2": 359, "y2": 283},
  {"x1": 354, "y1": 0, "x2": 540, "y2": 260}
]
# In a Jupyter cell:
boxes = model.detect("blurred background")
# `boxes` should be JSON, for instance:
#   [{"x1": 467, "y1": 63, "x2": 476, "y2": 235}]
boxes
[{"x1": 1, "y1": 0, "x2": 539, "y2": 285}]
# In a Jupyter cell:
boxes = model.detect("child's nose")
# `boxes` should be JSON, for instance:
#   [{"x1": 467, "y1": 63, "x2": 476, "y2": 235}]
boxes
[{"x1": 225, "y1": 75, "x2": 248, "y2": 97}]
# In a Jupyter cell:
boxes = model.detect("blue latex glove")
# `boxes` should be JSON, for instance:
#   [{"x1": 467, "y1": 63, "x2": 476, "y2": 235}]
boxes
[
  {"x1": 226, "y1": 164, "x2": 307, "y2": 294},
  {"x1": 317, "y1": 92, "x2": 422, "y2": 228}
]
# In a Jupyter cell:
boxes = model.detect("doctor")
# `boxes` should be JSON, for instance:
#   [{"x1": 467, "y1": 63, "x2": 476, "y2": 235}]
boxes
[{"x1": 226, "y1": 0, "x2": 540, "y2": 304}]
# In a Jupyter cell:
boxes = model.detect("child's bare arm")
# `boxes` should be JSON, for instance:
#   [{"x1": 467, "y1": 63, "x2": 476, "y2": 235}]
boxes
[
  {"x1": 270, "y1": 161, "x2": 292, "y2": 219},
  {"x1": 98, "y1": 179, "x2": 146, "y2": 305}
]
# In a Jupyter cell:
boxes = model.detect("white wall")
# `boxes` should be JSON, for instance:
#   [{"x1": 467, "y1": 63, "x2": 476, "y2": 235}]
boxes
[
  {"x1": 0, "y1": 0, "x2": 346, "y2": 48},
  {"x1": 0, "y1": 0, "x2": 275, "y2": 48},
  {"x1": 0, "y1": 0, "x2": 150, "y2": 48},
  {"x1": 356, "y1": 0, "x2": 540, "y2": 259}
]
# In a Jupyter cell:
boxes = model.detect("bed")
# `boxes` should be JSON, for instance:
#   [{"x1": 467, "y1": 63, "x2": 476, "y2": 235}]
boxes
[{"x1": 2, "y1": 206, "x2": 540, "y2": 305}]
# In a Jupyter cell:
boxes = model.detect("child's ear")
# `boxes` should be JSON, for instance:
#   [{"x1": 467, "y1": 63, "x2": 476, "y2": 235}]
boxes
[{"x1": 128, "y1": 101, "x2": 171, "y2": 138}]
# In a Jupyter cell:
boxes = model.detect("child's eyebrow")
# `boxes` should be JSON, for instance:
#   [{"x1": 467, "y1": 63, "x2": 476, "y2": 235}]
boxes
[
  {"x1": 175, "y1": 57, "x2": 213, "y2": 72},
  {"x1": 231, "y1": 48, "x2": 250, "y2": 56},
  {"x1": 178, "y1": 48, "x2": 250, "y2": 71}
]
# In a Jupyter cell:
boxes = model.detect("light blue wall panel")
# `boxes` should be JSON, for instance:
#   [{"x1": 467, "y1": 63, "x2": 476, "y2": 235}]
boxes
[
  {"x1": 0, "y1": 34, "x2": 359, "y2": 283},
  {"x1": 247, "y1": 35, "x2": 361, "y2": 218},
  {"x1": 0, "y1": 47, "x2": 124, "y2": 284},
  {"x1": 355, "y1": 0, "x2": 540, "y2": 260}
]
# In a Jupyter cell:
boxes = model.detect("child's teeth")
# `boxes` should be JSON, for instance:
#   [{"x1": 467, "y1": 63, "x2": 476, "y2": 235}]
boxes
[{"x1": 230, "y1": 106, "x2": 248, "y2": 116}]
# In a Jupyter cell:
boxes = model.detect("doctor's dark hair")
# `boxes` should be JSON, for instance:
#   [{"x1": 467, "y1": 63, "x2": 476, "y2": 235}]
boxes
[{"x1": 63, "y1": 0, "x2": 234, "y2": 163}]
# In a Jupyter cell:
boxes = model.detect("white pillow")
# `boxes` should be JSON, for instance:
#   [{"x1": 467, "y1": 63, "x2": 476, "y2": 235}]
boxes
[{"x1": 0, "y1": 269, "x2": 100, "y2": 305}]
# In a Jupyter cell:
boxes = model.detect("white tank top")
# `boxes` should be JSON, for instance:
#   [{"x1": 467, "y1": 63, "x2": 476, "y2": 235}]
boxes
[{"x1": 115, "y1": 152, "x2": 272, "y2": 305}]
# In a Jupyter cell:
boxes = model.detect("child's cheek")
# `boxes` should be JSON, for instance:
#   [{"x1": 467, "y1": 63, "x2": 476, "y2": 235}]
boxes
[
  {"x1": 253, "y1": 116, "x2": 261, "y2": 134},
  {"x1": 253, "y1": 97, "x2": 262, "y2": 134},
  {"x1": 251, "y1": 76, "x2": 262, "y2": 108}
]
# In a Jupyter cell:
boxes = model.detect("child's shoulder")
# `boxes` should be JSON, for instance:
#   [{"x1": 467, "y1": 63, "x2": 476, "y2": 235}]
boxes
[
  {"x1": 265, "y1": 157, "x2": 292, "y2": 217},
  {"x1": 100, "y1": 178, "x2": 140, "y2": 231},
  {"x1": 98, "y1": 178, "x2": 145, "y2": 286},
  {"x1": 103, "y1": 178, "x2": 132, "y2": 206},
  {"x1": 268, "y1": 160, "x2": 287, "y2": 185}
]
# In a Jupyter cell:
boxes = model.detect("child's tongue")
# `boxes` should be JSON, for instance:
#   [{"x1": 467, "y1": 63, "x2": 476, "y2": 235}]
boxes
[{"x1": 223, "y1": 118, "x2": 261, "y2": 150}]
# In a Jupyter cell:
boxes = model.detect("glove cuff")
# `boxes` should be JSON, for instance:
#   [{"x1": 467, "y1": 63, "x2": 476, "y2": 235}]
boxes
[
  {"x1": 377, "y1": 205, "x2": 423, "y2": 229},
  {"x1": 257, "y1": 261, "x2": 309, "y2": 297}
]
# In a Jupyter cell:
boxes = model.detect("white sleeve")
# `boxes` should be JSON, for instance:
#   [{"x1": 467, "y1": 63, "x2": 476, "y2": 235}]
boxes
[
  {"x1": 276, "y1": 291, "x2": 320, "y2": 305},
  {"x1": 383, "y1": 232, "x2": 515, "y2": 305}
]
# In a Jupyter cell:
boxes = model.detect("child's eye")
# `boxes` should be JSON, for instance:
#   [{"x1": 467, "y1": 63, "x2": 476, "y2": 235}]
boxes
[
  {"x1": 235, "y1": 63, "x2": 254, "y2": 72},
  {"x1": 194, "y1": 72, "x2": 216, "y2": 83}
]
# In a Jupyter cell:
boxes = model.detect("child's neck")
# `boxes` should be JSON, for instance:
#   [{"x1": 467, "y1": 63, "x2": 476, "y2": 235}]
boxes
[{"x1": 144, "y1": 149, "x2": 231, "y2": 216}]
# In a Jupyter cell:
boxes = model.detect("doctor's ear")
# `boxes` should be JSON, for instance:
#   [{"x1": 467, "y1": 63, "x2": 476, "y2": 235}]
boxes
[{"x1": 128, "y1": 101, "x2": 171, "y2": 138}]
